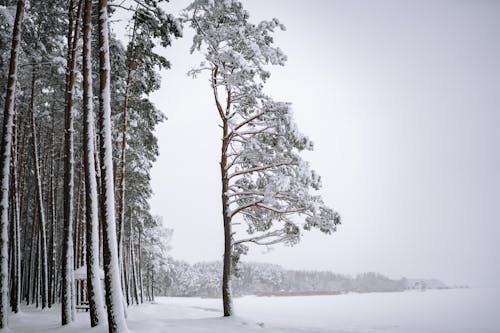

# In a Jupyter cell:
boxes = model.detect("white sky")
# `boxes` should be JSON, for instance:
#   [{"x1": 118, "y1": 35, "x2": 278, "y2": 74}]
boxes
[{"x1": 132, "y1": 0, "x2": 500, "y2": 287}]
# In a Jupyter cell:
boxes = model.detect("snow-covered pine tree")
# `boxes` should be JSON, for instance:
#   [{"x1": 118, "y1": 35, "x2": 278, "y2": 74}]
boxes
[
  {"x1": 0, "y1": 0, "x2": 25, "y2": 328},
  {"x1": 28, "y1": 64, "x2": 49, "y2": 310},
  {"x1": 115, "y1": 0, "x2": 182, "y2": 268},
  {"x1": 82, "y1": 0, "x2": 105, "y2": 326},
  {"x1": 186, "y1": 0, "x2": 341, "y2": 316},
  {"x1": 62, "y1": 0, "x2": 82, "y2": 324},
  {"x1": 107, "y1": 0, "x2": 181, "y2": 306},
  {"x1": 98, "y1": 0, "x2": 128, "y2": 331},
  {"x1": 140, "y1": 216, "x2": 172, "y2": 301}
]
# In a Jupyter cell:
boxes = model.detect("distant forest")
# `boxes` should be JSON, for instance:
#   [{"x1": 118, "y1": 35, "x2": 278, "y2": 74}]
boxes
[{"x1": 156, "y1": 261, "x2": 449, "y2": 297}]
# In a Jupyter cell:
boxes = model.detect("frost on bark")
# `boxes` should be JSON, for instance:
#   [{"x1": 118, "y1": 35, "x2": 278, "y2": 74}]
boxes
[
  {"x1": 186, "y1": 0, "x2": 341, "y2": 316},
  {"x1": 62, "y1": 0, "x2": 82, "y2": 325},
  {"x1": 9, "y1": 111, "x2": 21, "y2": 314},
  {"x1": 83, "y1": 0, "x2": 105, "y2": 326},
  {"x1": 29, "y1": 65, "x2": 48, "y2": 309},
  {"x1": 98, "y1": 0, "x2": 128, "y2": 331},
  {"x1": 0, "y1": 0, "x2": 25, "y2": 328}
]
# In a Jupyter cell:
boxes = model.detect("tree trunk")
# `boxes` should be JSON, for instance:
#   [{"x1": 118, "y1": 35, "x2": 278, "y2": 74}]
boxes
[
  {"x1": 82, "y1": 0, "x2": 105, "y2": 325},
  {"x1": 123, "y1": 246, "x2": 130, "y2": 306},
  {"x1": 26, "y1": 196, "x2": 38, "y2": 306},
  {"x1": 218, "y1": 80, "x2": 233, "y2": 316},
  {"x1": 29, "y1": 64, "x2": 48, "y2": 309},
  {"x1": 151, "y1": 269, "x2": 154, "y2": 302},
  {"x1": 10, "y1": 111, "x2": 21, "y2": 313},
  {"x1": 129, "y1": 220, "x2": 139, "y2": 305},
  {"x1": 221, "y1": 135, "x2": 233, "y2": 317},
  {"x1": 48, "y1": 113, "x2": 56, "y2": 307},
  {"x1": 0, "y1": 0, "x2": 25, "y2": 327},
  {"x1": 117, "y1": 15, "x2": 136, "y2": 272},
  {"x1": 62, "y1": 0, "x2": 82, "y2": 325},
  {"x1": 138, "y1": 227, "x2": 144, "y2": 304},
  {"x1": 98, "y1": 0, "x2": 128, "y2": 331}
]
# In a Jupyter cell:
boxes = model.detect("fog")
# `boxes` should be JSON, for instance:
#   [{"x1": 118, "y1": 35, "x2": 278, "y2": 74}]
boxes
[{"x1": 145, "y1": 0, "x2": 500, "y2": 287}]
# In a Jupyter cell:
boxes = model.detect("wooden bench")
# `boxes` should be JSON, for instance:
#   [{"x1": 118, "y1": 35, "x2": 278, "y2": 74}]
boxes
[{"x1": 76, "y1": 302, "x2": 89, "y2": 312}]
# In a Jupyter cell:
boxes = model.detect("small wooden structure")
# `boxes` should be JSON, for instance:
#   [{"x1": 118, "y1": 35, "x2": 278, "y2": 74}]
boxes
[{"x1": 74, "y1": 265, "x2": 105, "y2": 312}]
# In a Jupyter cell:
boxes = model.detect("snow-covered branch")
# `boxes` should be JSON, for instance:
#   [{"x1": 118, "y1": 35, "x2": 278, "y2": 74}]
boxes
[{"x1": 228, "y1": 161, "x2": 292, "y2": 179}]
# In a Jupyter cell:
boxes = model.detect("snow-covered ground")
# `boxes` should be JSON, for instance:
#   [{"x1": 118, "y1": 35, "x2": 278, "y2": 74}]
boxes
[{"x1": 6, "y1": 288, "x2": 500, "y2": 333}]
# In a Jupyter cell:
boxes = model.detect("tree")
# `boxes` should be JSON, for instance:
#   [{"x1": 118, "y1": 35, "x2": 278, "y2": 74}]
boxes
[
  {"x1": 82, "y1": 0, "x2": 105, "y2": 326},
  {"x1": 98, "y1": 0, "x2": 128, "y2": 331},
  {"x1": 186, "y1": 0, "x2": 340, "y2": 316},
  {"x1": 29, "y1": 64, "x2": 48, "y2": 309},
  {"x1": 108, "y1": 0, "x2": 181, "y2": 305},
  {"x1": 0, "y1": 0, "x2": 25, "y2": 328},
  {"x1": 61, "y1": 0, "x2": 82, "y2": 324}
]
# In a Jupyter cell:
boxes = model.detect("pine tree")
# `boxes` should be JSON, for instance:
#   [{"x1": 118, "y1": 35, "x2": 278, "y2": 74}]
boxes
[
  {"x1": 186, "y1": 0, "x2": 340, "y2": 316},
  {"x1": 0, "y1": 0, "x2": 25, "y2": 328},
  {"x1": 98, "y1": 0, "x2": 128, "y2": 331},
  {"x1": 82, "y1": 0, "x2": 105, "y2": 326},
  {"x1": 61, "y1": 0, "x2": 82, "y2": 324},
  {"x1": 29, "y1": 64, "x2": 49, "y2": 309}
]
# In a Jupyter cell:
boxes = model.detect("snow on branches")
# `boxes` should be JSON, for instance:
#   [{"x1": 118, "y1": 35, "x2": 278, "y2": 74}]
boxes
[{"x1": 186, "y1": 0, "x2": 340, "y2": 264}]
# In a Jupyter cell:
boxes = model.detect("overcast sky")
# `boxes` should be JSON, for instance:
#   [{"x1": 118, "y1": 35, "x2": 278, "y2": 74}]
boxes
[{"x1": 130, "y1": 0, "x2": 500, "y2": 287}]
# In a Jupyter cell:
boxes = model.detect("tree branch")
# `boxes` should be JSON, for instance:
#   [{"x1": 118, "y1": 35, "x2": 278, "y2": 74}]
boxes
[{"x1": 228, "y1": 161, "x2": 292, "y2": 179}]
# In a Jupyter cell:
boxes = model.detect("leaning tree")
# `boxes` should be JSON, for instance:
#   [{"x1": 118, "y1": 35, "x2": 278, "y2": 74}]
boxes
[{"x1": 186, "y1": 0, "x2": 341, "y2": 317}]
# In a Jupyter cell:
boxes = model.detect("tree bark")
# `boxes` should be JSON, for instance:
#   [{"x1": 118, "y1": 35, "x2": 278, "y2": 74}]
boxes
[
  {"x1": 221, "y1": 120, "x2": 233, "y2": 317},
  {"x1": 129, "y1": 220, "x2": 139, "y2": 305},
  {"x1": 213, "y1": 68, "x2": 233, "y2": 317},
  {"x1": 9, "y1": 111, "x2": 21, "y2": 313},
  {"x1": 82, "y1": 0, "x2": 105, "y2": 325},
  {"x1": 62, "y1": 0, "x2": 82, "y2": 324},
  {"x1": 138, "y1": 227, "x2": 144, "y2": 303},
  {"x1": 48, "y1": 112, "x2": 56, "y2": 307},
  {"x1": 0, "y1": 0, "x2": 25, "y2": 327},
  {"x1": 98, "y1": 0, "x2": 128, "y2": 331},
  {"x1": 29, "y1": 64, "x2": 48, "y2": 309}
]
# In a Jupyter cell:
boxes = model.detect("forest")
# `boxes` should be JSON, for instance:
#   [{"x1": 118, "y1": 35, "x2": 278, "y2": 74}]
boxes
[
  {"x1": 157, "y1": 261, "x2": 449, "y2": 298},
  {"x1": 0, "y1": 0, "x2": 342, "y2": 332}
]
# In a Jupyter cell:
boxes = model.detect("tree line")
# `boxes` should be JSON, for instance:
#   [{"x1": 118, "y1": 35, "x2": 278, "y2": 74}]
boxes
[
  {"x1": 0, "y1": 0, "x2": 340, "y2": 331},
  {"x1": 156, "y1": 261, "x2": 449, "y2": 298}
]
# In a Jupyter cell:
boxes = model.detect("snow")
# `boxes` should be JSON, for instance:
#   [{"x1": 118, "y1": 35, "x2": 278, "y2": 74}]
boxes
[
  {"x1": 4, "y1": 288, "x2": 499, "y2": 333},
  {"x1": 73, "y1": 266, "x2": 104, "y2": 280},
  {"x1": 98, "y1": 1, "x2": 127, "y2": 331}
]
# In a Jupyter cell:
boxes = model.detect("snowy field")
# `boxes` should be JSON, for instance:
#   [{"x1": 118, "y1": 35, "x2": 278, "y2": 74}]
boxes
[{"x1": 6, "y1": 288, "x2": 500, "y2": 333}]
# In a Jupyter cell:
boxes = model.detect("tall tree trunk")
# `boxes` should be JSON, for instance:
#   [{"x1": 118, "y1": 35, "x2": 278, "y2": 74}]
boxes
[
  {"x1": 82, "y1": 0, "x2": 105, "y2": 325},
  {"x1": 129, "y1": 219, "x2": 138, "y2": 305},
  {"x1": 10, "y1": 111, "x2": 21, "y2": 313},
  {"x1": 123, "y1": 246, "x2": 130, "y2": 306},
  {"x1": 34, "y1": 227, "x2": 39, "y2": 308},
  {"x1": 219, "y1": 87, "x2": 233, "y2": 317},
  {"x1": 48, "y1": 109, "x2": 56, "y2": 307},
  {"x1": 98, "y1": 0, "x2": 128, "y2": 331},
  {"x1": 221, "y1": 135, "x2": 233, "y2": 316},
  {"x1": 151, "y1": 267, "x2": 155, "y2": 302},
  {"x1": 117, "y1": 17, "x2": 136, "y2": 282},
  {"x1": 26, "y1": 195, "x2": 38, "y2": 306},
  {"x1": 74, "y1": 166, "x2": 85, "y2": 268},
  {"x1": 0, "y1": 0, "x2": 25, "y2": 327},
  {"x1": 29, "y1": 64, "x2": 48, "y2": 309},
  {"x1": 18, "y1": 121, "x2": 29, "y2": 305},
  {"x1": 138, "y1": 227, "x2": 143, "y2": 304},
  {"x1": 62, "y1": 0, "x2": 82, "y2": 325}
]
